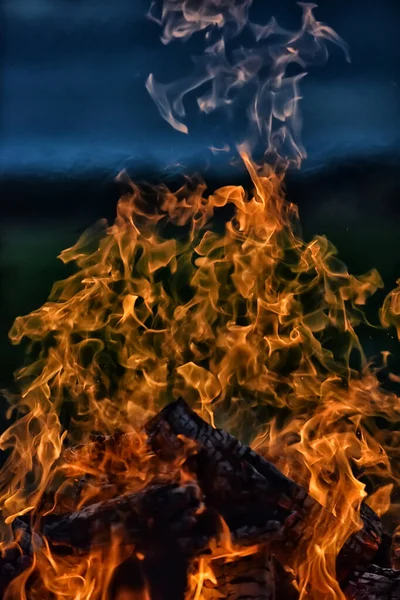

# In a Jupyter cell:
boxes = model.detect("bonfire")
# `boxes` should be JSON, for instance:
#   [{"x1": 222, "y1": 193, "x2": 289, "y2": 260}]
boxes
[{"x1": 0, "y1": 2, "x2": 399, "y2": 599}]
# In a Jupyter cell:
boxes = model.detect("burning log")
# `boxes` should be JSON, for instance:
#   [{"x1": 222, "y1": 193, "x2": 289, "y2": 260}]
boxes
[
  {"x1": 52, "y1": 401, "x2": 382, "y2": 569},
  {"x1": 42, "y1": 481, "x2": 283, "y2": 556},
  {"x1": 392, "y1": 526, "x2": 400, "y2": 570},
  {"x1": 345, "y1": 564, "x2": 400, "y2": 600},
  {"x1": 43, "y1": 482, "x2": 206, "y2": 553},
  {"x1": 145, "y1": 399, "x2": 383, "y2": 577},
  {"x1": 337, "y1": 502, "x2": 383, "y2": 580},
  {"x1": 202, "y1": 550, "x2": 279, "y2": 600},
  {"x1": 0, "y1": 400, "x2": 393, "y2": 600},
  {"x1": 0, "y1": 519, "x2": 33, "y2": 598},
  {"x1": 145, "y1": 399, "x2": 311, "y2": 513}
]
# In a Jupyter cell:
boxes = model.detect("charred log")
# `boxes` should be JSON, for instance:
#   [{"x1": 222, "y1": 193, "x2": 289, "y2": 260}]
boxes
[
  {"x1": 202, "y1": 549, "x2": 278, "y2": 600},
  {"x1": 145, "y1": 399, "x2": 311, "y2": 513},
  {"x1": 145, "y1": 398, "x2": 382, "y2": 578},
  {"x1": 392, "y1": 526, "x2": 400, "y2": 570},
  {"x1": 0, "y1": 400, "x2": 392, "y2": 600},
  {"x1": 0, "y1": 519, "x2": 33, "y2": 598},
  {"x1": 42, "y1": 482, "x2": 283, "y2": 557},
  {"x1": 345, "y1": 564, "x2": 400, "y2": 600},
  {"x1": 42, "y1": 482, "x2": 204, "y2": 553}
]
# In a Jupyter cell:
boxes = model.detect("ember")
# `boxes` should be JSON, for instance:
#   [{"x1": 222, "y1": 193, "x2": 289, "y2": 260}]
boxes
[{"x1": 1, "y1": 1, "x2": 400, "y2": 599}]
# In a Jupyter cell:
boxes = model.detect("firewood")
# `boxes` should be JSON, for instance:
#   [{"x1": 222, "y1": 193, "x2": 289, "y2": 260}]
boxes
[
  {"x1": 145, "y1": 399, "x2": 383, "y2": 577},
  {"x1": 0, "y1": 518, "x2": 37, "y2": 598},
  {"x1": 336, "y1": 502, "x2": 383, "y2": 581},
  {"x1": 42, "y1": 482, "x2": 283, "y2": 556},
  {"x1": 0, "y1": 401, "x2": 390, "y2": 600},
  {"x1": 65, "y1": 399, "x2": 382, "y2": 574},
  {"x1": 345, "y1": 564, "x2": 400, "y2": 600},
  {"x1": 392, "y1": 525, "x2": 400, "y2": 570},
  {"x1": 61, "y1": 399, "x2": 383, "y2": 573},
  {"x1": 145, "y1": 399, "x2": 311, "y2": 513},
  {"x1": 42, "y1": 482, "x2": 204, "y2": 553},
  {"x1": 6, "y1": 518, "x2": 400, "y2": 600},
  {"x1": 202, "y1": 549, "x2": 278, "y2": 600}
]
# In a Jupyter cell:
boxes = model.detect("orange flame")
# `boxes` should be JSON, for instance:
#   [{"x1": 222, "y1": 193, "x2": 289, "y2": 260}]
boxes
[
  {"x1": 1, "y1": 2, "x2": 400, "y2": 600},
  {"x1": 2, "y1": 149, "x2": 399, "y2": 599}
]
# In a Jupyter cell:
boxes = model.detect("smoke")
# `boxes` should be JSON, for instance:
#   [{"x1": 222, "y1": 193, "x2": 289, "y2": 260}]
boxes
[{"x1": 147, "y1": 1, "x2": 349, "y2": 168}]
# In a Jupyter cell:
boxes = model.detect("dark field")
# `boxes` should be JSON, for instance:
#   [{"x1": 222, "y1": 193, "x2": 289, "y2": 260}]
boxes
[{"x1": 1, "y1": 155, "x2": 400, "y2": 389}]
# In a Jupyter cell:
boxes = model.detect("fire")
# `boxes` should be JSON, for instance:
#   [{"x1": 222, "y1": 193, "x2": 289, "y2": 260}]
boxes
[{"x1": 1, "y1": 1, "x2": 400, "y2": 599}]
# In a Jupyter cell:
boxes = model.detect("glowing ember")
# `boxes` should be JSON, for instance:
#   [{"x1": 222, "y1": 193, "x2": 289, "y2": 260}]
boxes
[{"x1": 0, "y1": 2, "x2": 399, "y2": 600}]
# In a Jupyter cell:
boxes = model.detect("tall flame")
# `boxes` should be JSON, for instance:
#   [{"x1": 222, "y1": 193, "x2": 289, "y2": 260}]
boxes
[{"x1": 0, "y1": 2, "x2": 399, "y2": 600}]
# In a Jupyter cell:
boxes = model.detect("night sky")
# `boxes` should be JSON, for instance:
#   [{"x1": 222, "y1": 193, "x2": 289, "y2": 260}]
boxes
[
  {"x1": 1, "y1": 0, "x2": 400, "y2": 384},
  {"x1": 2, "y1": 0, "x2": 400, "y2": 177}
]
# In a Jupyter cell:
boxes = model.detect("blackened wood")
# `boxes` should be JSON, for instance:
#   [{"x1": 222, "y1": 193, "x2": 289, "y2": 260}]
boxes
[
  {"x1": 371, "y1": 532, "x2": 394, "y2": 569},
  {"x1": 145, "y1": 399, "x2": 311, "y2": 513},
  {"x1": 392, "y1": 526, "x2": 400, "y2": 570},
  {"x1": 145, "y1": 400, "x2": 318, "y2": 556},
  {"x1": 202, "y1": 550, "x2": 278, "y2": 600},
  {"x1": 145, "y1": 399, "x2": 383, "y2": 578},
  {"x1": 0, "y1": 519, "x2": 35, "y2": 598},
  {"x1": 336, "y1": 502, "x2": 383, "y2": 581},
  {"x1": 42, "y1": 483, "x2": 283, "y2": 556},
  {"x1": 1, "y1": 401, "x2": 388, "y2": 598},
  {"x1": 345, "y1": 564, "x2": 400, "y2": 600},
  {"x1": 43, "y1": 482, "x2": 202, "y2": 552}
]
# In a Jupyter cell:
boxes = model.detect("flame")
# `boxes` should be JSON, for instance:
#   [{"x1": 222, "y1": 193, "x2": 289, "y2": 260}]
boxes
[
  {"x1": 1, "y1": 1, "x2": 400, "y2": 599},
  {"x1": 2, "y1": 149, "x2": 399, "y2": 599}
]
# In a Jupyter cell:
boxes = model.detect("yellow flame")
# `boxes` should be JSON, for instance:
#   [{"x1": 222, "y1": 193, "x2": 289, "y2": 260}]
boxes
[
  {"x1": 1, "y1": 2, "x2": 399, "y2": 599},
  {"x1": 1, "y1": 150, "x2": 399, "y2": 598}
]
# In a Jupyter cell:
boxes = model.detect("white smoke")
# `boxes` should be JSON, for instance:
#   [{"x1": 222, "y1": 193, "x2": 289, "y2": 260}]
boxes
[{"x1": 146, "y1": 1, "x2": 349, "y2": 168}]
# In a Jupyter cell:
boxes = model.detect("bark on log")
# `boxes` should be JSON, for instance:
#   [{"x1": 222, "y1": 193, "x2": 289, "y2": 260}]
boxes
[
  {"x1": 392, "y1": 526, "x2": 400, "y2": 570},
  {"x1": 145, "y1": 399, "x2": 382, "y2": 578},
  {"x1": 0, "y1": 519, "x2": 34, "y2": 598},
  {"x1": 64, "y1": 399, "x2": 382, "y2": 576},
  {"x1": 43, "y1": 482, "x2": 204, "y2": 553},
  {"x1": 145, "y1": 399, "x2": 311, "y2": 513},
  {"x1": 0, "y1": 400, "x2": 392, "y2": 600},
  {"x1": 202, "y1": 549, "x2": 279, "y2": 600},
  {"x1": 345, "y1": 564, "x2": 400, "y2": 600},
  {"x1": 42, "y1": 482, "x2": 283, "y2": 556}
]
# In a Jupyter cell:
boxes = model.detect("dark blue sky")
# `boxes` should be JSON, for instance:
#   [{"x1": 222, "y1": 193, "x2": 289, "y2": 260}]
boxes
[{"x1": 1, "y1": 0, "x2": 400, "y2": 177}]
